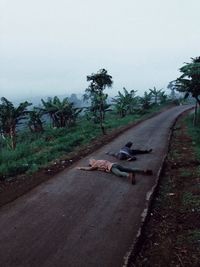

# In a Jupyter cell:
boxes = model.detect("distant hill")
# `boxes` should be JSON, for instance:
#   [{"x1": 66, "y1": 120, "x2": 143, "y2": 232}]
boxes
[
  {"x1": 11, "y1": 93, "x2": 85, "y2": 107},
  {"x1": 4, "y1": 93, "x2": 114, "y2": 108}
]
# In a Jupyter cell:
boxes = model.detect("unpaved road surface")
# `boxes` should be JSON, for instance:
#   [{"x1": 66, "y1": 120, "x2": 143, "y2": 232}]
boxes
[{"x1": 0, "y1": 105, "x2": 192, "y2": 267}]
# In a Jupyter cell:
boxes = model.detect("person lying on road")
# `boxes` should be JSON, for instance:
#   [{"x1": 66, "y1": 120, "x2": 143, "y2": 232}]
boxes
[
  {"x1": 76, "y1": 158, "x2": 153, "y2": 185},
  {"x1": 106, "y1": 141, "x2": 152, "y2": 161}
]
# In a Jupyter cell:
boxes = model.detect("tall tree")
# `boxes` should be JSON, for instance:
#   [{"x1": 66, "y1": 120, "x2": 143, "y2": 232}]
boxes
[
  {"x1": 175, "y1": 57, "x2": 200, "y2": 104},
  {"x1": 175, "y1": 56, "x2": 200, "y2": 125},
  {"x1": 84, "y1": 68, "x2": 113, "y2": 134}
]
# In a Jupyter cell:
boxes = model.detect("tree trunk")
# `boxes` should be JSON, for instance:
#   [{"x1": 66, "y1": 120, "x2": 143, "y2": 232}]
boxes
[
  {"x1": 193, "y1": 100, "x2": 198, "y2": 126},
  {"x1": 99, "y1": 97, "x2": 106, "y2": 135},
  {"x1": 10, "y1": 127, "x2": 16, "y2": 150},
  {"x1": 100, "y1": 120, "x2": 106, "y2": 135}
]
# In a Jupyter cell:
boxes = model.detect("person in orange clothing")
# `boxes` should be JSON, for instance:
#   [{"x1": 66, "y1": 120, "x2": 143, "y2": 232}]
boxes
[{"x1": 76, "y1": 158, "x2": 153, "y2": 185}]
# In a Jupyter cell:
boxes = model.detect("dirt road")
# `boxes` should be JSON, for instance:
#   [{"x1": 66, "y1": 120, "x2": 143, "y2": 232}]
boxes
[{"x1": 0, "y1": 105, "x2": 192, "y2": 267}]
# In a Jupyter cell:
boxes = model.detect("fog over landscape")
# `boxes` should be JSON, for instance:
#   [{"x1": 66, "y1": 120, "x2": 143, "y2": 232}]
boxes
[{"x1": 0, "y1": 0, "x2": 200, "y2": 102}]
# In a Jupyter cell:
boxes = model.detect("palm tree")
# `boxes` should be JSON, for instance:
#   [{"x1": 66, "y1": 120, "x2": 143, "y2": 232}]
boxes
[
  {"x1": 159, "y1": 91, "x2": 168, "y2": 104},
  {"x1": 139, "y1": 91, "x2": 152, "y2": 110},
  {"x1": 112, "y1": 87, "x2": 137, "y2": 117},
  {"x1": 112, "y1": 91, "x2": 127, "y2": 118},
  {"x1": 41, "y1": 96, "x2": 82, "y2": 128},
  {"x1": 55, "y1": 97, "x2": 82, "y2": 127},
  {"x1": 85, "y1": 68, "x2": 113, "y2": 134},
  {"x1": 149, "y1": 87, "x2": 163, "y2": 105},
  {"x1": 175, "y1": 57, "x2": 200, "y2": 105},
  {"x1": 41, "y1": 97, "x2": 60, "y2": 127},
  {"x1": 27, "y1": 108, "x2": 44, "y2": 133},
  {"x1": 175, "y1": 56, "x2": 200, "y2": 125},
  {"x1": 0, "y1": 97, "x2": 31, "y2": 149}
]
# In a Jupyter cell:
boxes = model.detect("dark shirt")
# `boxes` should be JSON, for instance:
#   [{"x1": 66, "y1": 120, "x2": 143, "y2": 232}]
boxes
[{"x1": 118, "y1": 146, "x2": 133, "y2": 159}]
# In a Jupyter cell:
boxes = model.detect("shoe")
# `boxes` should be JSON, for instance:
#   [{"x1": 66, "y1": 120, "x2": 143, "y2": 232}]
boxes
[
  {"x1": 144, "y1": 169, "x2": 153, "y2": 175},
  {"x1": 127, "y1": 156, "x2": 137, "y2": 161},
  {"x1": 128, "y1": 173, "x2": 136, "y2": 185}
]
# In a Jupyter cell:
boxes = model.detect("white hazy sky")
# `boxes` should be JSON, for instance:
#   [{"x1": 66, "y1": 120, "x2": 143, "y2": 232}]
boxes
[{"x1": 0, "y1": 0, "x2": 200, "y2": 101}]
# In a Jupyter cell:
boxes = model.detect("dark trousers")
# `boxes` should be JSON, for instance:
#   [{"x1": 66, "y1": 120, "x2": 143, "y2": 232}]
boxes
[{"x1": 111, "y1": 163, "x2": 143, "y2": 177}]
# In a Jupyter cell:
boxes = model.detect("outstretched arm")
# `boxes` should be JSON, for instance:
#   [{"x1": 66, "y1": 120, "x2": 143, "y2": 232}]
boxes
[
  {"x1": 76, "y1": 166, "x2": 97, "y2": 171},
  {"x1": 127, "y1": 156, "x2": 137, "y2": 161}
]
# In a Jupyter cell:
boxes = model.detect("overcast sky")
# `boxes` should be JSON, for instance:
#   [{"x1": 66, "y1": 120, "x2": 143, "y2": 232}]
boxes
[{"x1": 0, "y1": 0, "x2": 200, "y2": 101}]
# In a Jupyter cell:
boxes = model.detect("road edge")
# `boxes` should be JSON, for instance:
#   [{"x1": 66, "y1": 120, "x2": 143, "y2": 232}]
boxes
[{"x1": 122, "y1": 107, "x2": 194, "y2": 267}]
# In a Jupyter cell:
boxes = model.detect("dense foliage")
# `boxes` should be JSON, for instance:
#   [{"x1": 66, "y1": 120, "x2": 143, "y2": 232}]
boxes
[
  {"x1": 175, "y1": 57, "x2": 200, "y2": 104},
  {"x1": 175, "y1": 56, "x2": 200, "y2": 125}
]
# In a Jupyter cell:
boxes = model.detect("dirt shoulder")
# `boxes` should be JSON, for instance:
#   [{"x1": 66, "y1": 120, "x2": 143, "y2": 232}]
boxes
[{"x1": 131, "y1": 114, "x2": 200, "y2": 266}]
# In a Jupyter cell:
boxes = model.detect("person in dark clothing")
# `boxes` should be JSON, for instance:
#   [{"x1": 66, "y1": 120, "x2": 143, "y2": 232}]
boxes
[{"x1": 106, "y1": 141, "x2": 152, "y2": 161}]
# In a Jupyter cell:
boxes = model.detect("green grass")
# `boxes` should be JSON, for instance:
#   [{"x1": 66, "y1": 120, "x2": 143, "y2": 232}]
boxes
[
  {"x1": 179, "y1": 168, "x2": 193, "y2": 178},
  {"x1": 186, "y1": 114, "x2": 200, "y2": 159},
  {"x1": 187, "y1": 230, "x2": 200, "y2": 244},
  {"x1": 181, "y1": 191, "x2": 200, "y2": 211},
  {"x1": 170, "y1": 149, "x2": 182, "y2": 160},
  {"x1": 178, "y1": 115, "x2": 200, "y2": 213},
  {"x1": 153, "y1": 179, "x2": 174, "y2": 209},
  {"x1": 177, "y1": 229, "x2": 200, "y2": 245}
]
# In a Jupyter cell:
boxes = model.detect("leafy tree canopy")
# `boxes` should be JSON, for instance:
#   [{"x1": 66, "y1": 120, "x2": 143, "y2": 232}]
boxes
[
  {"x1": 175, "y1": 56, "x2": 200, "y2": 104},
  {"x1": 86, "y1": 68, "x2": 113, "y2": 94},
  {"x1": 84, "y1": 68, "x2": 113, "y2": 134}
]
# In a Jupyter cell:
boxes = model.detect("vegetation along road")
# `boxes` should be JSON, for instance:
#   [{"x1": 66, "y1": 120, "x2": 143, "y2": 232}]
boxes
[{"x1": 0, "y1": 105, "x2": 193, "y2": 267}]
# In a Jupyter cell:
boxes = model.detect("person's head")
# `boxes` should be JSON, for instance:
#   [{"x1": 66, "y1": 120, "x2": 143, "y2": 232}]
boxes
[
  {"x1": 125, "y1": 142, "x2": 133, "y2": 148},
  {"x1": 89, "y1": 158, "x2": 96, "y2": 166}
]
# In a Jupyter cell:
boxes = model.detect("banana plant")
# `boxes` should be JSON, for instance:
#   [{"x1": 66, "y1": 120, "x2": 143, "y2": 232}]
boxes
[
  {"x1": 41, "y1": 96, "x2": 82, "y2": 128},
  {"x1": 0, "y1": 97, "x2": 31, "y2": 149},
  {"x1": 112, "y1": 87, "x2": 137, "y2": 117}
]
